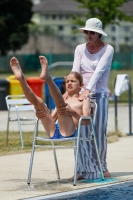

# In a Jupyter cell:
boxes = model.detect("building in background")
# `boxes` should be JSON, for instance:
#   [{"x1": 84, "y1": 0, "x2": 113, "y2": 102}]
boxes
[{"x1": 16, "y1": 0, "x2": 133, "y2": 54}]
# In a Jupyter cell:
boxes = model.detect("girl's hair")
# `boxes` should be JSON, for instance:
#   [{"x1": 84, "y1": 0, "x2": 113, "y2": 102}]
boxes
[{"x1": 65, "y1": 71, "x2": 83, "y2": 85}]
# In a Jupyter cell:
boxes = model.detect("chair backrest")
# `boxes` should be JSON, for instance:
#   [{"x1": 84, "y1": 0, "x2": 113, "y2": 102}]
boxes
[{"x1": 5, "y1": 95, "x2": 35, "y2": 112}]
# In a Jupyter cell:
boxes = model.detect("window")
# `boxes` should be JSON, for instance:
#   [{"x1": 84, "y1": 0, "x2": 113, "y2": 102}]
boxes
[
  {"x1": 111, "y1": 26, "x2": 116, "y2": 32},
  {"x1": 71, "y1": 36, "x2": 77, "y2": 42},
  {"x1": 52, "y1": 15, "x2": 56, "y2": 20},
  {"x1": 58, "y1": 25, "x2": 64, "y2": 31},
  {"x1": 59, "y1": 15, "x2": 63, "y2": 20},
  {"x1": 125, "y1": 37, "x2": 130, "y2": 42},
  {"x1": 71, "y1": 26, "x2": 77, "y2": 30},
  {"x1": 66, "y1": 15, "x2": 69, "y2": 19},
  {"x1": 45, "y1": 15, "x2": 49, "y2": 19},
  {"x1": 112, "y1": 36, "x2": 116, "y2": 41},
  {"x1": 124, "y1": 26, "x2": 130, "y2": 32}
]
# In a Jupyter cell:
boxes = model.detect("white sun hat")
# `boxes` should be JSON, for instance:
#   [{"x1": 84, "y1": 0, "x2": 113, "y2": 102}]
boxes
[{"x1": 79, "y1": 18, "x2": 107, "y2": 36}]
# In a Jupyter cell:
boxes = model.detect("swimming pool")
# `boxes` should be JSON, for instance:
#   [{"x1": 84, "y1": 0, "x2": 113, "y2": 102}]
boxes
[{"x1": 25, "y1": 180, "x2": 133, "y2": 200}]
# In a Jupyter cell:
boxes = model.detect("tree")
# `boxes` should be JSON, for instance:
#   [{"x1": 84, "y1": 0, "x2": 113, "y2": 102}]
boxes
[
  {"x1": 73, "y1": 0, "x2": 133, "y2": 28},
  {"x1": 0, "y1": 0, "x2": 33, "y2": 55}
]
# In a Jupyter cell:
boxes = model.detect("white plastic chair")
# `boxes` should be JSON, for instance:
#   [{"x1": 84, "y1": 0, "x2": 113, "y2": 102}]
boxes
[
  {"x1": 27, "y1": 100, "x2": 104, "y2": 186},
  {"x1": 5, "y1": 95, "x2": 37, "y2": 148}
]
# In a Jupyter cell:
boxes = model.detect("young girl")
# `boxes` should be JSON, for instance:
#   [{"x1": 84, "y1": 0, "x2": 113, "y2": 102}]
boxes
[{"x1": 10, "y1": 56, "x2": 91, "y2": 139}]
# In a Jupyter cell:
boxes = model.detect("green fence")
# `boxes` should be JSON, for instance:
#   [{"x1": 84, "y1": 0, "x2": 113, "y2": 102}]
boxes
[
  {"x1": 0, "y1": 54, "x2": 74, "y2": 72},
  {"x1": 0, "y1": 52, "x2": 133, "y2": 72},
  {"x1": 112, "y1": 53, "x2": 133, "y2": 70}
]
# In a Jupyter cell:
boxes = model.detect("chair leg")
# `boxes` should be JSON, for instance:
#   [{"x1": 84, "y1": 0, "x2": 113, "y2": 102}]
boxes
[
  {"x1": 6, "y1": 117, "x2": 10, "y2": 147},
  {"x1": 16, "y1": 109, "x2": 24, "y2": 148},
  {"x1": 18, "y1": 120, "x2": 24, "y2": 148},
  {"x1": 73, "y1": 144, "x2": 79, "y2": 186},
  {"x1": 73, "y1": 140, "x2": 77, "y2": 156},
  {"x1": 52, "y1": 142, "x2": 60, "y2": 179},
  {"x1": 73, "y1": 124, "x2": 81, "y2": 186},
  {"x1": 91, "y1": 121, "x2": 104, "y2": 181},
  {"x1": 27, "y1": 120, "x2": 38, "y2": 185},
  {"x1": 27, "y1": 139, "x2": 35, "y2": 185},
  {"x1": 35, "y1": 119, "x2": 39, "y2": 145}
]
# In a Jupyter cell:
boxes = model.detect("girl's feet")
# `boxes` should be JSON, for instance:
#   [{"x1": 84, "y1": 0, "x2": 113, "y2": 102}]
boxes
[
  {"x1": 10, "y1": 57, "x2": 23, "y2": 80},
  {"x1": 39, "y1": 56, "x2": 50, "y2": 81}
]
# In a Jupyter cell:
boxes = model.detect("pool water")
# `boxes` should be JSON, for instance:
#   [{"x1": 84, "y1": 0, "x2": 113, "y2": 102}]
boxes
[
  {"x1": 25, "y1": 180, "x2": 133, "y2": 200},
  {"x1": 52, "y1": 181, "x2": 133, "y2": 200}
]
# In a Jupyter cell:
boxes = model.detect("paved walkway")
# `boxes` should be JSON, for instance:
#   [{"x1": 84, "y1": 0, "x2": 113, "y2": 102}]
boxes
[
  {"x1": 0, "y1": 136, "x2": 133, "y2": 200},
  {"x1": 0, "y1": 104, "x2": 133, "y2": 200}
]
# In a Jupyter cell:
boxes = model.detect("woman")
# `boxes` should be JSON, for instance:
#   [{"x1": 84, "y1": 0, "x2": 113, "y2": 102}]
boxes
[{"x1": 69, "y1": 18, "x2": 114, "y2": 180}]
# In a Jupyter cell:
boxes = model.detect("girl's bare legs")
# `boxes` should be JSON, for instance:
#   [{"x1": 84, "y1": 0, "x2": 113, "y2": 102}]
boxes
[
  {"x1": 9, "y1": 57, "x2": 55, "y2": 137},
  {"x1": 40, "y1": 56, "x2": 66, "y2": 108},
  {"x1": 39, "y1": 56, "x2": 76, "y2": 137},
  {"x1": 9, "y1": 57, "x2": 41, "y2": 109}
]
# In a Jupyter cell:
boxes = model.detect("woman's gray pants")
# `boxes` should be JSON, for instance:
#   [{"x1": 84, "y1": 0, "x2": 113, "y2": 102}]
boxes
[{"x1": 77, "y1": 93, "x2": 109, "y2": 179}]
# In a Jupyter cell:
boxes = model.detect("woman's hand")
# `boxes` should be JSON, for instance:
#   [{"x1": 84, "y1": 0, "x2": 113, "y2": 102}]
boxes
[
  {"x1": 57, "y1": 104, "x2": 73, "y2": 116},
  {"x1": 78, "y1": 89, "x2": 90, "y2": 101},
  {"x1": 36, "y1": 110, "x2": 45, "y2": 119}
]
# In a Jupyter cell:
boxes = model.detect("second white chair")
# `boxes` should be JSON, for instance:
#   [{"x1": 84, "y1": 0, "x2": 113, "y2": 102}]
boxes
[{"x1": 5, "y1": 95, "x2": 37, "y2": 148}]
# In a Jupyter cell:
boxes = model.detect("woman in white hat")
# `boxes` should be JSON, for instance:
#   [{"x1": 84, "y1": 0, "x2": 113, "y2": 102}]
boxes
[{"x1": 69, "y1": 18, "x2": 114, "y2": 181}]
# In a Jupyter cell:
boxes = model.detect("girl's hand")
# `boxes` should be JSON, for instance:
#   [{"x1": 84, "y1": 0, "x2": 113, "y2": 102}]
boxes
[
  {"x1": 57, "y1": 104, "x2": 73, "y2": 116},
  {"x1": 78, "y1": 89, "x2": 90, "y2": 101},
  {"x1": 36, "y1": 110, "x2": 45, "y2": 119}
]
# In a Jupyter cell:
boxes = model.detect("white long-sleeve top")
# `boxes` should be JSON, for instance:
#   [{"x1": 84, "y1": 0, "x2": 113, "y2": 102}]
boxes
[{"x1": 72, "y1": 43, "x2": 114, "y2": 94}]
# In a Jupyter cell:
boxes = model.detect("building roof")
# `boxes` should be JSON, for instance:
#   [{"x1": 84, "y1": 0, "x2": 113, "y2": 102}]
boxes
[
  {"x1": 32, "y1": 0, "x2": 87, "y2": 14},
  {"x1": 32, "y1": 0, "x2": 133, "y2": 15},
  {"x1": 119, "y1": 1, "x2": 133, "y2": 15}
]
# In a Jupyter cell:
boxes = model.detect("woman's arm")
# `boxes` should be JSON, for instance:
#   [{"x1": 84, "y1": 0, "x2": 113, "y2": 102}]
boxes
[
  {"x1": 72, "y1": 45, "x2": 83, "y2": 72},
  {"x1": 86, "y1": 45, "x2": 114, "y2": 91}
]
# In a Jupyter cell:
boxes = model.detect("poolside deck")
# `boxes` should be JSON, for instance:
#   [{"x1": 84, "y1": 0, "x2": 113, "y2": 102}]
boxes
[{"x1": 0, "y1": 136, "x2": 133, "y2": 200}]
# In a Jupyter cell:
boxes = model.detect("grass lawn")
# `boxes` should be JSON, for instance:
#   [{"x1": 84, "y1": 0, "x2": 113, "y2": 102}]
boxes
[
  {"x1": 0, "y1": 131, "x2": 77, "y2": 156},
  {"x1": 0, "y1": 130, "x2": 124, "y2": 156}
]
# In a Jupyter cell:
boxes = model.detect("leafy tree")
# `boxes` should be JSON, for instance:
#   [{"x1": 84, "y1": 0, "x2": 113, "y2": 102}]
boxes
[
  {"x1": 73, "y1": 0, "x2": 133, "y2": 28},
  {"x1": 0, "y1": 0, "x2": 33, "y2": 55}
]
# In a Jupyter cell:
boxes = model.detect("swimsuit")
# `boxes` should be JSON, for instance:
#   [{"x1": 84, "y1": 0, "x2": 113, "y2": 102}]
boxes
[{"x1": 50, "y1": 123, "x2": 77, "y2": 139}]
